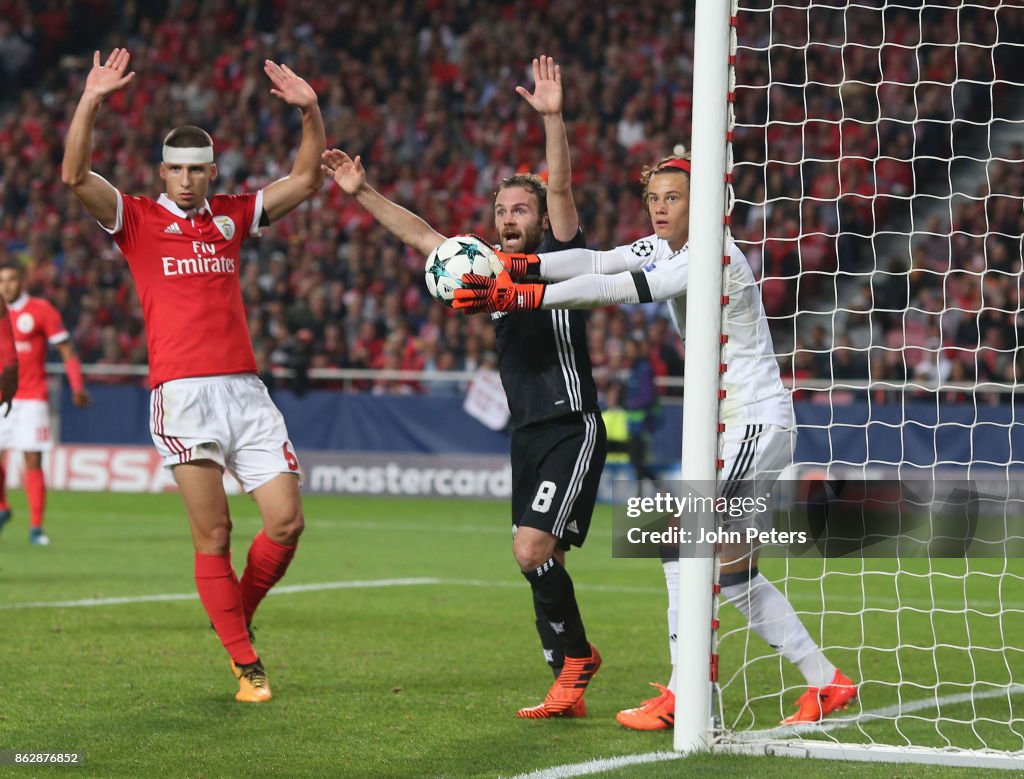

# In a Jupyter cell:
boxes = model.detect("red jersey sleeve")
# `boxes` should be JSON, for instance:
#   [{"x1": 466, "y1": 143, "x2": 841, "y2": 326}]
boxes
[
  {"x1": 109, "y1": 192, "x2": 147, "y2": 252},
  {"x1": 38, "y1": 299, "x2": 69, "y2": 344},
  {"x1": 210, "y1": 192, "x2": 263, "y2": 239}
]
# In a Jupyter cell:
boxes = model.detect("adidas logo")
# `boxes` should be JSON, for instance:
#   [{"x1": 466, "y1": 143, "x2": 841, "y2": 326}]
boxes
[
  {"x1": 567, "y1": 520, "x2": 579, "y2": 533},
  {"x1": 163, "y1": 223, "x2": 183, "y2": 234}
]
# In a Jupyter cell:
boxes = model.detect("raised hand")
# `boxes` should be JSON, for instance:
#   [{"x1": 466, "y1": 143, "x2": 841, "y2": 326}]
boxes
[
  {"x1": 515, "y1": 55, "x2": 562, "y2": 117},
  {"x1": 84, "y1": 49, "x2": 135, "y2": 100},
  {"x1": 264, "y1": 61, "x2": 318, "y2": 111},
  {"x1": 321, "y1": 149, "x2": 366, "y2": 195}
]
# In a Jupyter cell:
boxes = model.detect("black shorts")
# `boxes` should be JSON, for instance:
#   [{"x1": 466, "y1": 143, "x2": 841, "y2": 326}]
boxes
[{"x1": 511, "y1": 412, "x2": 607, "y2": 549}]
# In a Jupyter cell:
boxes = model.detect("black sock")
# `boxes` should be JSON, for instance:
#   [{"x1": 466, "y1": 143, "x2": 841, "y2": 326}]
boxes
[
  {"x1": 534, "y1": 597, "x2": 564, "y2": 679},
  {"x1": 523, "y1": 557, "x2": 589, "y2": 659}
]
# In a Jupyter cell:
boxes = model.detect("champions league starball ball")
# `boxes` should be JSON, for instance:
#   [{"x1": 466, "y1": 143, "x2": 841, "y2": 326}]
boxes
[{"x1": 424, "y1": 235, "x2": 498, "y2": 307}]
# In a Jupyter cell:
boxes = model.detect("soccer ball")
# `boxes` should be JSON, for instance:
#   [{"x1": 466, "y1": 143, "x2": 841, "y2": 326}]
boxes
[{"x1": 424, "y1": 235, "x2": 497, "y2": 307}]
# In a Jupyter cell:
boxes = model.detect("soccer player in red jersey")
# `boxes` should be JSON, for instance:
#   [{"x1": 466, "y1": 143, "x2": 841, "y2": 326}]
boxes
[
  {"x1": 62, "y1": 49, "x2": 325, "y2": 703},
  {"x1": 0, "y1": 263, "x2": 90, "y2": 545},
  {"x1": 0, "y1": 301, "x2": 19, "y2": 431}
]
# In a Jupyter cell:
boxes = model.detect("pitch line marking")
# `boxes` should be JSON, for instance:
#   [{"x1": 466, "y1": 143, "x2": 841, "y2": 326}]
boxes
[
  {"x1": 0, "y1": 575, "x2": 1012, "y2": 610},
  {"x1": 0, "y1": 577, "x2": 663, "y2": 610},
  {"x1": 503, "y1": 685, "x2": 1024, "y2": 779},
  {"x1": 502, "y1": 751, "x2": 683, "y2": 779},
  {"x1": 4, "y1": 575, "x2": 1022, "y2": 775},
  {"x1": 0, "y1": 577, "x2": 443, "y2": 610},
  {"x1": 0, "y1": 575, "x2": 1006, "y2": 612},
  {"x1": 734, "y1": 683, "x2": 1024, "y2": 742}
]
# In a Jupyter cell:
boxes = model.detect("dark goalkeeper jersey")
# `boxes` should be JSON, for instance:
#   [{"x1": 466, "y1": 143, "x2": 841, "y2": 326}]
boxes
[{"x1": 493, "y1": 228, "x2": 599, "y2": 429}]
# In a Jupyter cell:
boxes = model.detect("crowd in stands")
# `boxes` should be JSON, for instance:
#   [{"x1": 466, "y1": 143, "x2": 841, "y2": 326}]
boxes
[
  {"x1": 731, "y1": 2, "x2": 1024, "y2": 401},
  {"x1": 0, "y1": 0, "x2": 1020, "y2": 402}
]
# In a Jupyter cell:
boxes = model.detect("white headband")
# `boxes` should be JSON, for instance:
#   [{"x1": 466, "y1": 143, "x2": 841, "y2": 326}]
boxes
[{"x1": 162, "y1": 145, "x2": 214, "y2": 164}]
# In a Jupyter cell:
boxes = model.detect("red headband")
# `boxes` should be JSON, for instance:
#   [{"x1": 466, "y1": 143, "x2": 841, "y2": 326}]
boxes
[{"x1": 655, "y1": 158, "x2": 691, "y2": 174}]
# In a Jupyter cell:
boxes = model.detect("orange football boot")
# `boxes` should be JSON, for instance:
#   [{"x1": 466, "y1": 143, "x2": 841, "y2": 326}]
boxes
[
  {"x1": 781, "y1": 669, "x2": 857, "y2": 724},
  {"x1": 231, "y1": 658, "x2": 272, "y2": 703},
  {"x1": 562, "y1": 697, "x2": 586, "y2": 717},
  {"x1": 517, "y1": 644, "x2": 601, "y2": 718},
  {"x1": 616, "y1": 683, "x2": 675, "y2": 731}
]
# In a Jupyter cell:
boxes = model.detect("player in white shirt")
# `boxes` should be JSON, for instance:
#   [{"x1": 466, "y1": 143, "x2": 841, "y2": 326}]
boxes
[{"x1": 455, "y1": 155, "x2": 856, "y2": 728}]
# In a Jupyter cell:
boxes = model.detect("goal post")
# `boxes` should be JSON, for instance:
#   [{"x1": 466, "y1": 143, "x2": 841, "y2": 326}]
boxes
[
  {"x1": 678, "y1": 0, "x2": 1024, "y2": 768},
  {"x1": 673, "y1": 0, "x2": 734, "y2": 754}
]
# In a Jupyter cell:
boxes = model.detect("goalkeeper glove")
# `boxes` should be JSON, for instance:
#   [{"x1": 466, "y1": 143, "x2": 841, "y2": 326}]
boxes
[
  {"x1": 452, "y1": 270, "x2": 545, "y2": 314},
  {"x1": 494, "y1": 249, "x2": 541, "y2": 280},
  {"x1": 451, "y1": 235, "x2": 538, "y2": 279}
]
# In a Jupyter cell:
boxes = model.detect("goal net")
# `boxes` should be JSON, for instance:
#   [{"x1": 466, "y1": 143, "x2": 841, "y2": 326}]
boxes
[{"x1": 710, "y1": 0, "x2": 1024, "y2": 767}]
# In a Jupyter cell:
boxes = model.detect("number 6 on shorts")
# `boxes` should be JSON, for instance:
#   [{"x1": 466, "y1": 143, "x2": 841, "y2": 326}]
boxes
[
  {"x1": 531, "y1": 480, "x2": 557, "y2": 513},
  {"x1": 282, "y1": 442, "x2": 299, "y2": 471}
]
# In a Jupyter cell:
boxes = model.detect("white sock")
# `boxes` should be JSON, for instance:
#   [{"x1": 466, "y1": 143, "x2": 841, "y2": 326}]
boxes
[
  {"x1": 662, "y1": 560, "x2": 679, "y2": 692},
  {"x1": 721, "y1": 570, "x2": 836, "y2": 688}
]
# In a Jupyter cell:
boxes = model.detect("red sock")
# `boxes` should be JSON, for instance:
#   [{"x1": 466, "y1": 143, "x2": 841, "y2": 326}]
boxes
[
  {"x1": 24, "y1": 468, "x2": 45, "y2": 529},
  {"x1": 240, "y1": 531, "x2": 298, "y2": 624},
  {"x1": 0, "y1": 458, "x2": 8, "y2": 511},
  {"x1": 194, "y1": 552, "x2": 257, "y2": 665}
]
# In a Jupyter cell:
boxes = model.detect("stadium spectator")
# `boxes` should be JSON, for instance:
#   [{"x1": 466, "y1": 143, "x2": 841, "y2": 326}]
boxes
[
  {"x1": 0, "y1": 1, "x2": 1018, "y2": 393},
  {"x1": 621, "y1": 337, "x2": 660, "y2": 492},
  {"x1": 323, "y1": 55, "x2": 606, "y2": 719},
  {"x1": 62, "y1": 48, "x2": 324, "y2": 704}
]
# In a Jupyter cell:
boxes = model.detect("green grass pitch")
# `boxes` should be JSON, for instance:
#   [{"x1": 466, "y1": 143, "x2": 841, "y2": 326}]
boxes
[{"x1": 0, "y1": 491, "x2": 1018, "y2": 778}]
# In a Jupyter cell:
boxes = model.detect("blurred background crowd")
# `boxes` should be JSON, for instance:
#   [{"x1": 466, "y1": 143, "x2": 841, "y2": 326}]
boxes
[{"x1": 0, "y1": 0, "x2": 1021, "y2": 402}]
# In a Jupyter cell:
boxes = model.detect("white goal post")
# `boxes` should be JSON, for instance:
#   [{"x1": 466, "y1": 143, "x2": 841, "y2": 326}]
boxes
[
  {"x1": 672, "y1": 0, "x2": 732, "y2": 752},
  {"x1": 677, "y1": 0, "x2": 1024, "y2": 768}
]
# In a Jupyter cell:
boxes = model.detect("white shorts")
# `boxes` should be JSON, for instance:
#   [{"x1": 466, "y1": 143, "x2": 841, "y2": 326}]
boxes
[
  {"x1": 0, "y1": 399, "x2": 53, "y2": 452},
  {"x1": 719, "y1": 423, "x2": 794, "y2": 528},
  {"x1": 150, "y1": 374, "x2": 300, "y2": 493}
]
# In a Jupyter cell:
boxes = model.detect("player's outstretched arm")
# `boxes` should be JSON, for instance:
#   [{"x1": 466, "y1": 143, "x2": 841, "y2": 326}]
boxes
[
  {"x1": 455, "y1": 268, "x2": 657, "y2": 314},
  {"x1": 538, "y1": 272, "x2": 647, "y2": 308},
  {"x1": 62, "y1": 49, "x2": 135, "y2": 230},
  {"x1": 322, "y1": 149, "x2": 445, "y2": 257},
  {"x1": 517, "y1": 55, "x2": 578, "y2": 242},
  {"x1": 534, "y1": 247, "x2": 633, "y2": 281},
  {"x1": 493, "y1": 246, "x2": 632, "y2": 282},
  {"x1": 261, "y1": 61, "x2": 326, "y2": 223},
  {"x1": 55, "y1": 341, "x2": 90, "y2": 408},
  {"x1": 538, "y1": 254, "x2": 688, "y2": 308},
  {"x1": 535, "y1": 251, "x2": 688, "y2": 307}
]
